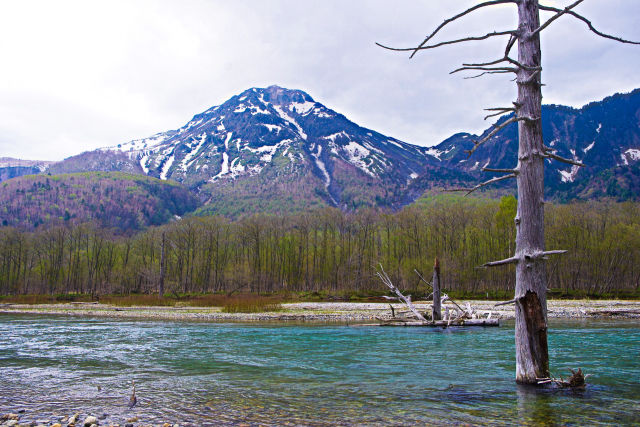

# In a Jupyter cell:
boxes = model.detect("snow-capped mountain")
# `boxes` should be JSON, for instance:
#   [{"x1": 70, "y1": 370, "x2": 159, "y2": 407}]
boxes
[
  {"x1": 88, "y1": 85, "x2": 440, "y2": 210},
  {"x1": 32, "y1": 86, "x2": 640, "y2": 215},
  {"x1": 427, "y1": 89, "x2": 640, "y2": 200}
]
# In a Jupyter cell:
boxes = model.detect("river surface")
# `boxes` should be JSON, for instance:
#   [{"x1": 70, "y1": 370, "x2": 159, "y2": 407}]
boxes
[{"x1": 0, "y1": 315, "x2": 639, "y2": 426}]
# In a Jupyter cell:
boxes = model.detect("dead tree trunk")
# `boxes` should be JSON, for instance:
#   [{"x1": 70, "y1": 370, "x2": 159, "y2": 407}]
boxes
[
  {"x1": 432, "y1": 257, "x2": 442, "y2": 321},
  {"x1": 512, "y1": 0, "x2": 549, "y2": 384}
]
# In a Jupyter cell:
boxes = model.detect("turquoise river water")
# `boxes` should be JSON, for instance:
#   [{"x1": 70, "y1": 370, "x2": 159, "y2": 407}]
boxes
[{"x1": 0, "y1": 315, "x2": 639, "y2": 426}]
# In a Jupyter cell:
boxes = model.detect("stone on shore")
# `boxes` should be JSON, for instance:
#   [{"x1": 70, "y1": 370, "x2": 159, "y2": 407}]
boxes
[{"x1": 83, "y1": 415, "x2": 98, "y2": 426}]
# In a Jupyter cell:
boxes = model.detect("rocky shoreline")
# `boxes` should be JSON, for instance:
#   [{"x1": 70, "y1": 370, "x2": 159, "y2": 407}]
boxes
[
  {"x1": 1, "y1": 412, "x2": 179, "y2": 427},
  {"x1": 1, "y1": 300, "x2": 639, "y2": 322}
]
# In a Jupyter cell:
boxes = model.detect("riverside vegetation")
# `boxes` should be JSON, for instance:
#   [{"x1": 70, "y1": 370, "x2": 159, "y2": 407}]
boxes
[{"x1": 0, "y1": 195, "x2": 638, "y2": 300}]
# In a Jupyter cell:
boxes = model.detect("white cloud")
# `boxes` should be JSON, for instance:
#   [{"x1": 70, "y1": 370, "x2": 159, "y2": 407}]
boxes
[{"x1": 0, "y1": 0, "x2": 638, "y2": 160}]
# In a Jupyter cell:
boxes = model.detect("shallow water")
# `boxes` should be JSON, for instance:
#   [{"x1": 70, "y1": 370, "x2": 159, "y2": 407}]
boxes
[{"x1": 0, "y1": 315, "x2": 639, "y2": 426}]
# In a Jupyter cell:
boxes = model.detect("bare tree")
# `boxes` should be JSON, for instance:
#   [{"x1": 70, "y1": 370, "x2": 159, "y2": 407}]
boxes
[{"x1": 378, "y1": 0, "x2": 638, "y2": 384}]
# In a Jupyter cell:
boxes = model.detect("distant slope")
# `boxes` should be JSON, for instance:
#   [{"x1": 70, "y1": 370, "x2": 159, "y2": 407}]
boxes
[
  {"x1": 429, "y1": 89, "x2": 640, "y2": 200},
  {"x1": 0, "y1": 172, "x2": 199, "y2": 232},
  {"x1": 0, "y1": 157, "x2": 53, "y2": 183}
]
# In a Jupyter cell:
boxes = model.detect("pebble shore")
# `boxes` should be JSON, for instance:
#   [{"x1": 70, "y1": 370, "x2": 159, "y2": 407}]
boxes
[
  {"x1": 1, "y1": 300, "x2": 639, "y2": 322},
  {"x1": 1, "y1": 412, "x2": 180, "y2": 427}
]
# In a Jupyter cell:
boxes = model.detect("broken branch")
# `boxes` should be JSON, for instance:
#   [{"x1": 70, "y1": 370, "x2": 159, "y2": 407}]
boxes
[
  {"x1": 377, "y1": 30, "x2": 516, "y2": 53},
  {"x1": 377, "y1": 264, "x2": 427, "y2": 322},
  {"x1": 467, "y1": 116, "x2": 519, "y2": 155},
  {"x1": 408, "y1": 0, "x2": 517, "y2": 58},
  {"x1": 484, "y1": 109, "x2": 515, "y2": 120},
  {"x1": 543, "y1": 148, "x2": 586, "y2": 167},
  {"x1": 539, "y1": 4, "x2": 640, "y2": 45},
  {"x1": 532, "y1": 0, "x2": 585, "y2": 38},
  {"x1": 480, "y1": 256, "x2": 519, "y2": 268},
  {"x1": 449, "y1": 173, "x2": 517, "y2": 196},
  {"x1": 450, "y1": 66, "x2": 517, "y2": 75},
  {"x1": 482, "y1": 167, "x2": 518, "y2": 174}
]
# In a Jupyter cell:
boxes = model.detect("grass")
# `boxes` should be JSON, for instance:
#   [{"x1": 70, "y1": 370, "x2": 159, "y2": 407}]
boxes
[
  {"x1": 220, "y1": 295, "x2": 283, "y2": 313},
  {"x1": 99, "y1": 295, "x2": 176, "y2": 307}
]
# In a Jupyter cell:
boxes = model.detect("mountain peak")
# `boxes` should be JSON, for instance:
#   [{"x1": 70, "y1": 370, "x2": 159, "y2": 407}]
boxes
[{"x1": 235, "y1": 85, "x2": 315, "y2": 107}]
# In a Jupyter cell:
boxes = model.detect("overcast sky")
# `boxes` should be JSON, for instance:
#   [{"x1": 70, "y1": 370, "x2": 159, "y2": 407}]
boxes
[{"x1": 1, "y1": 0, "x2": 638, "y2": 161}]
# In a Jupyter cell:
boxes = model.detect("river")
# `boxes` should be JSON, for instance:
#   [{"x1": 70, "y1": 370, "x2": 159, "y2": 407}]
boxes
[{"x1": 0, "y1": 315, "x2": 639, "y2": 426}]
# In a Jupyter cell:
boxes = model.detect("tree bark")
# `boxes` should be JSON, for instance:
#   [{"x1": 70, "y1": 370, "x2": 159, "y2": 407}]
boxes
[
  {"x1": 432, "y1": 257, "x2": 442, "y2": 321},
  {"x1": 514, "y1": 0, "x2": 550, "y2": 384}
]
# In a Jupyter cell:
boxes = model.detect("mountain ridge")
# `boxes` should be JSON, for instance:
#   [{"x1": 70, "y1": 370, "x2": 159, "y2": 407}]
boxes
[{"x1": 2, "y1": 86, "x2": 639, "y2": 219}]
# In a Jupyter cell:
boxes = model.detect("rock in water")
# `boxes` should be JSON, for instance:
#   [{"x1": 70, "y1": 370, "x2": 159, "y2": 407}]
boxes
[{"x1": 83, "y1": 415, "x2": 98, "y2": 426}]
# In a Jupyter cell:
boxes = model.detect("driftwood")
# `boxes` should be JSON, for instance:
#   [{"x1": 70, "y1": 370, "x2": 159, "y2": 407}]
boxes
[
  {"x1": 375, "y1": 262, "x2": 496, "y2": 328},
  {"x1": 356, "y1": 319, "x2": 499, "y2": 327},
  {"x1": 376, "y1": 264, "x2": 427, "y2": 322},
  {"x1": 536, "y1": 368, "x2": 590, "y2": 389}
]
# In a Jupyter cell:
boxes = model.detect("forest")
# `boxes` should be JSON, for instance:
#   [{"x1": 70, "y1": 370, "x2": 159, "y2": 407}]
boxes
[{"x1": 0, "y1": 195, "x2": 638, "y2": 299}]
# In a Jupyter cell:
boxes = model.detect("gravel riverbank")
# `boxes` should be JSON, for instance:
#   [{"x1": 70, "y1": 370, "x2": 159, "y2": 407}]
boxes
[{"x1": 1, "y1": 300, "x2": 639, "y2": 322}]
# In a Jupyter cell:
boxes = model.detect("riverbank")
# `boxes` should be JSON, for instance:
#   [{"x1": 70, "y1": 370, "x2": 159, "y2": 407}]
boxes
[{"x1": 1, "y1": 300, "x2": 639, "y2": 322}]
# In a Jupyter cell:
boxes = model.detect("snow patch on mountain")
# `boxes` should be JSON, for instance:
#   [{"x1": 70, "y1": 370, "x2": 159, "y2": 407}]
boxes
[
  {"x1": 229, "y1": 157, "x2": 245, "y2": 178},
  {"x1": 211, "y1": 153, "x2": 230, "y2": 181},
  {"x1": 425, "y1": 145, "x2": 454, "y2": 161},
  {"x1": 262, "y1": 124, "x2": 281, "y2": 133},
  {"x1": 273, "y1": 105, "x2": 307, "y2": 140},
  {"x1": 323, "y1": 131, "x2": 349, "y2": 143},
  {"x1": 160, "y1": 153, "x2": 174, "y2": 180},
  {"x1": 621, "y1": 148, "x2": 640, "y2": 165},
  {"x1": 344, "y1": 141, "x2": 374, "y2": 176},
  {"x1": 290, "y1": 101, "x2": 315, "y2": 115},
  {"x1": 583, "y1": 141, "x2": 595, "y2": 153},
  {"x1": 182, "y1": 133, "x2": 207, "y2": 171}
]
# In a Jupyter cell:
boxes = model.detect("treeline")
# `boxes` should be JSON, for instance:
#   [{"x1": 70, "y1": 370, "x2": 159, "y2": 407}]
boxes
[
  {"x1": 0, "y1": 172, "x2": 198, "y2": 232},
  {"x1": 1, "y1": 196, "x2": 639, "y2": 297}
]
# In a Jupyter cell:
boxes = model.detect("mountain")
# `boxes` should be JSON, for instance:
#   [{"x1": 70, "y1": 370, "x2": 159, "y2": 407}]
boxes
[
  {"x1": 0, "y1": 172, "x2": 199, "y2": 232},
  {"x1": 0, "y1": 158, "x2": 53, "y2": 183},
  {"x1": 54, "y1": 86, "x2": 446, "y2": 215},
  {"x1": 430, "y1": 89, "x2": 640, "y2": 200},
  {"x1": 15, "y1": 86, "x2": 640, "y2": 219}
]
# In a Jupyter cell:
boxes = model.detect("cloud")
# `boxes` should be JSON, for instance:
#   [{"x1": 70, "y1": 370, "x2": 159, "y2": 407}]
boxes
[{"x1": 0, "y1": 0, "x2": 638, "y2": 160}]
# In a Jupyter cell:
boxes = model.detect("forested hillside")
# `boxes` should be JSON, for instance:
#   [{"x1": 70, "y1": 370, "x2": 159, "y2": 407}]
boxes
[
  {"x1": 0, "y1": 172, "x2": 199, "y2": 233},
  {"x1": 1, "y1": 197, "x2": 637, "y2": 297}
]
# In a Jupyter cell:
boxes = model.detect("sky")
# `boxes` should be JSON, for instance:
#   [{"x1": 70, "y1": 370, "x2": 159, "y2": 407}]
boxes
[{"x1": 0, "y1": 0, "x2": 638, "y2": 161}]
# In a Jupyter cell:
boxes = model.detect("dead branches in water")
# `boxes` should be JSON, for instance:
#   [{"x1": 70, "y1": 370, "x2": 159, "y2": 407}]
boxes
[
  {"x1": 537, "y1": 368, "x2": 591, "y2": 389},
  {"x1": 376, "y1": 264, "x2": 427, "y2": 322},
  {"x1": 376, "y1": 263, "x2": 496, "y2": 327}
]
